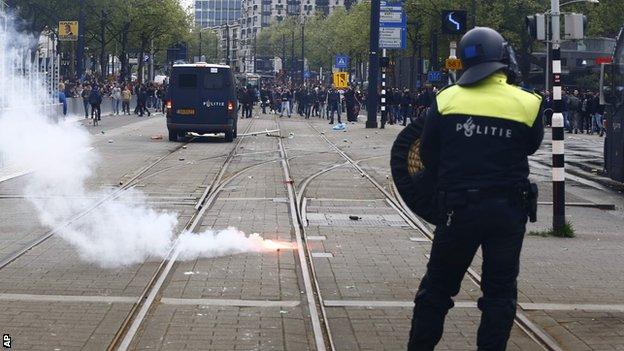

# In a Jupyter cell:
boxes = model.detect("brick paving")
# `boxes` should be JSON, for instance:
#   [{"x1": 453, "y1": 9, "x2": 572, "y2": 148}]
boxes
[{"x1": 1, "y1": 111, "x2": 623, "y2": 350}]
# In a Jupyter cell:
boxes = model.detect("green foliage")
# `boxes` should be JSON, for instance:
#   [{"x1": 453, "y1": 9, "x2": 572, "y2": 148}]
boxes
[
  {"x1": 257, "y1": 2, "x2": 370, "y2": 72},
  {"x1": 528, "y1": 221, "x2": 575, "y2": 238},
  {"x1": 9, "y1": 0, "x2": 193, "y2": 79}
]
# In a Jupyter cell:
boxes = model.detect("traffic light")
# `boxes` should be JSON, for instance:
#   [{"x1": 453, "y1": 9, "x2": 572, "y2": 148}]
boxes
[
  {"x1": 564, "y1": 13, "x2": 587, "y2": 40},
  {"x1": 525, "y1": 14, "x2": 546, "y2": 41},
  {"x1": 441, "y1": 10, "x2": 467, "y2": 35}
]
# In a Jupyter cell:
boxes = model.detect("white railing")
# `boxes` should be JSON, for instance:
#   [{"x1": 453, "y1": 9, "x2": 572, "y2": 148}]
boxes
[{"x1": 0, "y1": 9, "x2": 61, "y2": 171}]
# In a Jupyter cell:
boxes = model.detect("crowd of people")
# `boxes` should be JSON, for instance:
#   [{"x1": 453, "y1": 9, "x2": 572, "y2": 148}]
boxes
[
  {"x1": 238, "y1": 83, "x2": 438, "y2": 128},
  {"x1": 542, "y1": 89, "x2": 606, "y2": 136},
  {"x1": 57, "y1": 76, "x2": 167, "y2": 120},
  {"x1": 57, "y1": 74, "x2": 607, "y2": 139}
]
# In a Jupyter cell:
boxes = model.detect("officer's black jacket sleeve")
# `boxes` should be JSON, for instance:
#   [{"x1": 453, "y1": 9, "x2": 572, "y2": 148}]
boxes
[
  {"x1": 419, "y1": 100, "x2": 440, "y2": 174},
  {"x1": 526, "y1": 99, "x2": 545, "y2": 155}
]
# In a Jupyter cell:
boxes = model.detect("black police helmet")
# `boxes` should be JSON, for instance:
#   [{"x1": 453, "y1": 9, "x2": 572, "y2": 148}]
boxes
[{"x1": 457, "y1": 27, "x2": 520, "y2": 86}]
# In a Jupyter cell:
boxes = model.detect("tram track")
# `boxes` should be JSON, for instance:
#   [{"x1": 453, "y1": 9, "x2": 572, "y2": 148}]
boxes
[
  {"x1": 108, "y1": 117, "x2": 329, "y2": 350},
  {"x1": 107, "y1": 119, "x2": 261, "y2": 350},
  {"x1": 301, "y1": 121, "x2": 565, "y2": 351},
  {"x1": 0, "y1": 138, "x2": 197, "y2": 271}
]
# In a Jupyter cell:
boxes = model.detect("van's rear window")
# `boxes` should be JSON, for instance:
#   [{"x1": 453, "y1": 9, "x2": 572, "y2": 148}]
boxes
[
  {"x1": 204, "y1": 70, "x2": 230, "y2": 89},
  {"x1": 178, "y1": 74, "x2": 197, "y2": 88}
]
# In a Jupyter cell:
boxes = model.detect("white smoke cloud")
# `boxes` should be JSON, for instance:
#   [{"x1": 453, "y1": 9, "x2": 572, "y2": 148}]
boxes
[{"x1": 0, "y1": 12, "x2": 287, "y2": 268}]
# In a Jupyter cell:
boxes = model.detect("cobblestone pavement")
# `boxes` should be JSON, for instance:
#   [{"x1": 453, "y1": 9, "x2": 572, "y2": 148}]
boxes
[{"x1": 0, "y1": 110, "x2": 623, "y2": 350}]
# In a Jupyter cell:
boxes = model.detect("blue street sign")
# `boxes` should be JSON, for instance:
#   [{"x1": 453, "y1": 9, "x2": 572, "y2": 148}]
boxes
[
  {"x1": 428, "y1": 71, "x2": 442, "y2": 82},
  {"x1": 379, "y1": 3, "x2": 407, "y2": 49},
  {"x1": 335, "y1": 55, "x2": 349, "y2": 69}
]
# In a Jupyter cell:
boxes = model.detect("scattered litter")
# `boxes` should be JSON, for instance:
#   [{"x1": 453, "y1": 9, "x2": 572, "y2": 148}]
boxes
[
  {"x1": 107, "y1": 140, "x2": 114, "y2": 143},
  {"x1": 332, "y1": 123, "x2": 347, "y2": 131},
  {"x1": 343, "y1": 139, "x2": 348, "y2": 143},
  {"x1": 248, "y1": 176, "x2": 253, "y2": 179},
  {"x1": 184, "y1": 271, "x2": 195, "y2": 275},
  {"x1": 118, "y1": 181, "x2": 123, "y2": 186},
  {"x1": 101, "y1": 131, "x2": 106, "y2": 134},
  {"x1": 284, "y1": 179, "x2": 294, "y2": 185},
  {"x1": 321, "y1": 131, "x2": 325, "y2": 135},
  {"x1": 386, "y1": 175, "x2": 389, "y2": 179},
  {"x1": 179, "y1": 157, "x2": 185, "y2": 161},
  {"x1": 150, "y1": 134, "x2": 163, "y2": 140},
  {"x1": 288, "y1": 132, "x2": 294, "y2": 139},
  {"x1": 345, "y1": 285, "x2": 356, "y2": 289},
  {"x1": 280, "y1": 310, "x2": 288, "y2": 314},
  {"x1": 182, "y1": 145, "x2": 187, "y2": 149},
  {"x1": 349, "y1": 215, "x2": 361, "y2": 221},
  {"x1": 365, "y1": 135, "x2": 369, "y2": 138}
]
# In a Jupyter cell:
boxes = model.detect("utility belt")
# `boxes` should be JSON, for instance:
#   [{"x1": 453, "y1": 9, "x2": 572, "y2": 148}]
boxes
[{"x1": 437, "y1": 183, "x2": 538, "y2": 223}]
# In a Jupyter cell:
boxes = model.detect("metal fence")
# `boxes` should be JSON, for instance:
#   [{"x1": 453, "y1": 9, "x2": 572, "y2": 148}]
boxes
[{"x1": 0, "y1": 9, "x2": 62, "y2": 170}]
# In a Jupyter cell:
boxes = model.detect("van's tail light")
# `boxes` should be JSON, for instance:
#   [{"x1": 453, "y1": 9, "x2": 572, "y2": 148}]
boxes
[
  {"x1": 227, "y1": 101, "x2": 235, "y2": 111},
  {"x1": 165, "y1": 100, "x2": 172, "y2": 111}
]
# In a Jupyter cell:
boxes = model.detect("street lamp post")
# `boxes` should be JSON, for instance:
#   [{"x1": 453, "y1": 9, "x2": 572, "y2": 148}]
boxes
[
  {"x1": 301, "y1": 21, "x2": 305, "y2": 84},
  {"x1": 366, "y1": 0, "x2": 381, "y2": 129},
  {"x1": 77, "y1": 0, "x2": 86, "y2": 80}
]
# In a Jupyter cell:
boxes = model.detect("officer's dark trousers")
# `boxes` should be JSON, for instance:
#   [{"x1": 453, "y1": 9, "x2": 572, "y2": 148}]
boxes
[{"x1": 408, "y1": 196, "x2": 526, "y2": 351}]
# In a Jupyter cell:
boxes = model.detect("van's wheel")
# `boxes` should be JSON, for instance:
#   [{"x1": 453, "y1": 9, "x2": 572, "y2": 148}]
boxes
[
  {"x1": 224, "y1": 130, "x2": 234, "y2": 142},
  {"x1": 168, "y1": 129, "x2": 177, "y2": 141},
  {"x1": 177, "y1": 131, "x2": 187, "y2": 141}
]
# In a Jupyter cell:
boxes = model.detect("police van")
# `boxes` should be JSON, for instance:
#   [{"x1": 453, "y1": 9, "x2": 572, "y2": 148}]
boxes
[{"x1": 166, "y1": 63, "x2": 238, "y2": 142}]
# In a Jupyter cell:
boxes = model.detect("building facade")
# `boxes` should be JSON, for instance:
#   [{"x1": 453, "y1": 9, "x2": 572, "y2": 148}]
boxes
[
  {"x1": 237, "y1": 0, "x2": 347, "y2": 73},
  {"x1": 194, "y1": 0, "x2": 242, "y2": 28}
]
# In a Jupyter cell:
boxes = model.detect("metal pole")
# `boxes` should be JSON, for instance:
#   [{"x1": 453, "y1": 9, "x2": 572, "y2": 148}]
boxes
[
  {"x1": 471, "y1": 0, "x2": 476, "y2": 27},
  {"x1": 380, "y1": 49, "x2": 387, "y2": 125},
  {"x1": 199, "y1": 31, "x2": 202, "y2": 59},
  {"x1": 550, "y1": 0, "x2": 565, "y2": 231},
  {"x1": 253, "y1": 33, "x2": 256, "y2": 73},
  {"x1": 150, "y1": 38, "x2": 154, "y2": 81},
  {"x1": 77, "y1": 0, "x2": 85, "y2": 80},
  {"x1": 366, "y1": 0, "x2": 380, "y2": 128},
  {"x1": 301, "y1": 21, "x2": 305, "y2": 84},
  {"x1": 290, "y1": 29, "x2": 294, "y2": 82},
  {"x1": 545, "y1": 14, "x2": 550, "y2": 91},
  {"x1": 226, "y1": 24, "x2": 230, "y2": 66}
]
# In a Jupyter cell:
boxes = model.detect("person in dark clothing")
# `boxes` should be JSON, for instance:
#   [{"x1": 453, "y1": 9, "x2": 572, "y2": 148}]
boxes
[
  {"x1": 303, "y1": 88, "x2": 312, "y2": 119},
  {"x1": 327, "y1": 87, "x2": 341, "y2": 124},
  {"x1": 279, "y1": 89, "x2": 292, "y2": 118},
  {"x1": 245, "y1": 86, "x2": 256, "y2": 118},
  {"x1": 344, "y1": 87, "x2": 357, "y2": 122},
  {"x1": 400, "y1": 89, "x2": 412, "y2": 126},
  {"x1": 260, "y1": 87, "x2": 269, "y2": 114},
  {"x1": 89, "y1": 85, "x2": 103, "y2": 121},
  {"x1": 138, "y1": 87, "x2": 151, "y2": 117},
  {"x1": 311, "y1": 88, "x2": 320, "y2": 117},
  {"x1": 408, "y1": 27, "x2": 543, "y2": 351}
]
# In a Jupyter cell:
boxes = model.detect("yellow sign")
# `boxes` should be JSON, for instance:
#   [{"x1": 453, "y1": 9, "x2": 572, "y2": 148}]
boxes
[
  {"x1": 59, "y1": 21, "x2": 78, "y2": 41},
  {"x1": 333, "y1": 72, "x2": 349, "y2": 89},
  {"x1": 445, "y1": 58, "x2": 463, "y2": 71}
]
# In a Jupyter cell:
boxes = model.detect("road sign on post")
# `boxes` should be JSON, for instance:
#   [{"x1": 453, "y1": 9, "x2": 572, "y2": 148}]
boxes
[
  {"x1": 427, "y1": 71, "x2": 442, "y2": 82},
  {"x1": 441, "y1": 10, "x2": 467, "y2": 35},
  {"x1": 335, "y1": 55, "x2": 349, "y2": 69},
  {"x1": 59, "y1": 21, "x2": 78, "y2": 41},
  {"x1": 379, "y1": 0, "x2": 407, "y2": 49},
  {"x1": 333, "y1": 72, "x2": 349, "y2": 88},
  {"x1": 445, "y1": 58, "x2": 463, "y2": 70}
]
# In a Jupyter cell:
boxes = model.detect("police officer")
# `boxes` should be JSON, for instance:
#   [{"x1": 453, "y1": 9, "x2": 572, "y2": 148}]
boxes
[{"x1": 408, "y1": 27, "x2": 543, "y2": 350}]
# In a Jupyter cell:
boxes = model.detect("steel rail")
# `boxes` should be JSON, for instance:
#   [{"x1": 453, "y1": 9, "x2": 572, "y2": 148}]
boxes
[
  {"x1": 306, "y1": 122, "x2": 565, "y2": 351},
  {"x1": 108, "y1": 119, "x2": 257, "y2": 351}
]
